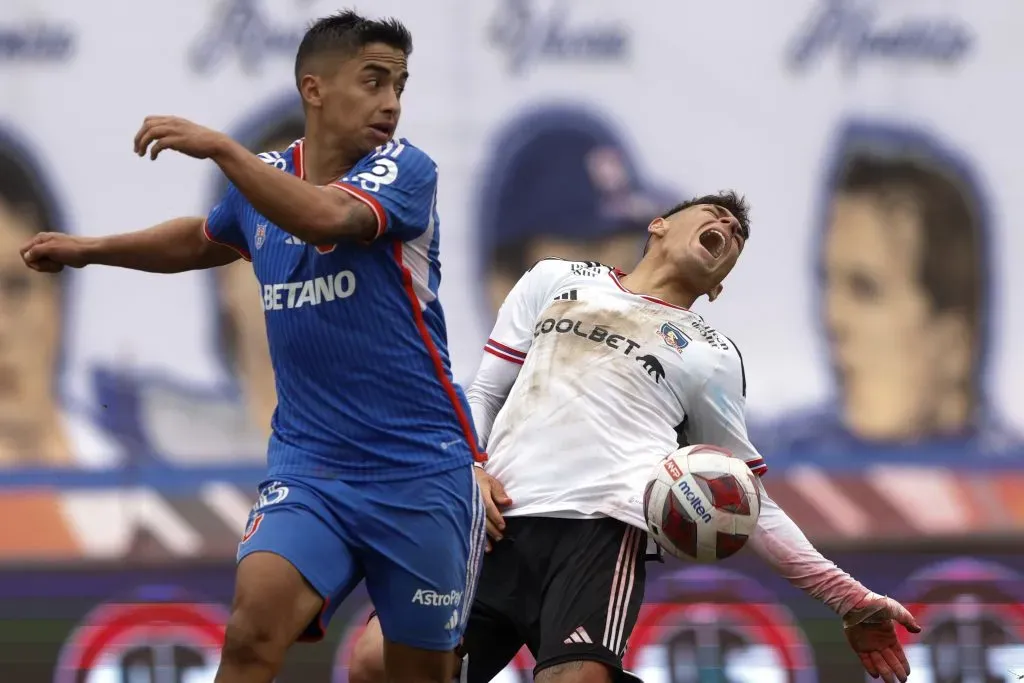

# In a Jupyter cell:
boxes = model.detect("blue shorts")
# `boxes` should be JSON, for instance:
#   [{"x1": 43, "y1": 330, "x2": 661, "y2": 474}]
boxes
[{"x1": 237, "y1": 465, "x2": 486, "y2": 650}]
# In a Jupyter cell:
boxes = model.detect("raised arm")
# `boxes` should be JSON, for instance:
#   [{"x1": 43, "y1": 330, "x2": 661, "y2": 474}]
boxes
[
  {"x1": 210, "y1": 137, "x2": 379, "y2": 244},
  {"x1": 133, "y1": 117, "x2": 440, "y2": 246},
  {"x1": 684, "y1": 346, "x2": 921, "y2": 683}
]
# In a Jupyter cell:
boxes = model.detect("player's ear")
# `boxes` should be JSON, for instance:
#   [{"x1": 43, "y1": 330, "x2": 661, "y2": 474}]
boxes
[
  {"x1": 298, "y1": 74, "x2": 323, "y2": 109},
  {"x1": 707, "y1": 283, "x2": 724, "y2": 302},
  {"x1": 648, "y1": 217, "x2": 668, "y2": 237}
]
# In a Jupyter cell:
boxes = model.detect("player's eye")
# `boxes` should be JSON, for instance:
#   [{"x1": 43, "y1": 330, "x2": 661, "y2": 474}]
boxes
[
  {"x1": 848, "y1": 271, "x2": 881, "y2": 302},
  {"x1": 366, "y1": 78, "x2": 380, "y2": 88}
]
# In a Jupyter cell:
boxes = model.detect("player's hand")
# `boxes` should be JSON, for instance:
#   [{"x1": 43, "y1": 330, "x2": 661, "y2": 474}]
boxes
[
  {"x1": 134, "y1": 116, "x2": 231, "y2": 161},
  {"x1": 473, "y1": 467, "x2": 512, "y2": 552},
  {"x1": 20, "y1": 232, "x2": 94, "y2": 272},
  {"x1": 843, "y1": 593, "x2": 921, "y2": 683}
]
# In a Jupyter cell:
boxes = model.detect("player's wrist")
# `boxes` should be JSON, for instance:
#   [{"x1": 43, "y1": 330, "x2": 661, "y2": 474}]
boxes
[
  {"x1": 207, "y1": 132, "x2": 242, "y2": 165},
  {"x1": 77, "y1": 236, "x2": 104, "y2": 266}
]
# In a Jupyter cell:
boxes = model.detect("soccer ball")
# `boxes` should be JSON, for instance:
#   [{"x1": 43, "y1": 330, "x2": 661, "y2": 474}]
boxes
[{"x1": 643, "y1": 444, "x2": 761, "y2": 563}]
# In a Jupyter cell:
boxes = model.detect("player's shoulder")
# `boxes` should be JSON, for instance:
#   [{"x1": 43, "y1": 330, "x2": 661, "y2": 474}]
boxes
[
  {"x1": 366, "y1": 137, "x2": 436, "y2": 170},
  {"x1": 254, "y1": 139, "x2": 301, "y2": 172},
  {"x1": 679, "y1": 314, "x2": 747, "y2": 397}
]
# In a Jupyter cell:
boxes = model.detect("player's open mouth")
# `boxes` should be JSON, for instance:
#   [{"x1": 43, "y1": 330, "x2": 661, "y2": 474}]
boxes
[
  {"x1": 369, "y1": 123, "x2": 394, "y2": 138},
  {"x1": 698, "y1": 227, "x2": 727, "y2": 259}
]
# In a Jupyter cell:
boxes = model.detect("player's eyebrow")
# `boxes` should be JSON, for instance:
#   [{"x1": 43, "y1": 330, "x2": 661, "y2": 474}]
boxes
[{"x1": 361, "y1": 63, "x2": 409, "y2": 81}]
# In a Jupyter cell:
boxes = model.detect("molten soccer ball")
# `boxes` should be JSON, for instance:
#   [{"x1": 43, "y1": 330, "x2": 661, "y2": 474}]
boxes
[{"x1": 643, "y1": 444, "x2": 761, "y2": 563}]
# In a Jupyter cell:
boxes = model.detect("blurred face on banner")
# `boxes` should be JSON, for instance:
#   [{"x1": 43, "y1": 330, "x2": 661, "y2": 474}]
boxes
[
  {"x1": 214, "y1": 127, "x2": 302, "y2": 435},
  {"x1": 488, "y1": 231, "x2": 641, "y2": 313},
  {"x1": 218, "y1": 259, "x2": 276, "y2": 436},
  {"x1": 823, "y1": 161, "x2": 981, "y2": 442},
  {"x1": 481, "y1": 112, "x2": 671, "y2": 315},
  {"x1": 0, "y1": 199, "x2": 66, "y2": 465}
]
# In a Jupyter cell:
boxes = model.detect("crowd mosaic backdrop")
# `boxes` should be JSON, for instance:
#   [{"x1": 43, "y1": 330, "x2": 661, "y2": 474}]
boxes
[{"x1": 2, "y1": 0, "x2": 1023, "y2": 680}]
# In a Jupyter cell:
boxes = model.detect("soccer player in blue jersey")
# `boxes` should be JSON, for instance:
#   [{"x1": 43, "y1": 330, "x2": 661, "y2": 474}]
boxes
[{"x1": 20, "y1": 11, "x2": 485, "y2": 683}]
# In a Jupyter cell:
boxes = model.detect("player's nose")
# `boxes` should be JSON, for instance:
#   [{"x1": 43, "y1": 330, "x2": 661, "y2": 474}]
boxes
[{"x1": 381, "y1": 87, "x2": 400, "y2": 114}]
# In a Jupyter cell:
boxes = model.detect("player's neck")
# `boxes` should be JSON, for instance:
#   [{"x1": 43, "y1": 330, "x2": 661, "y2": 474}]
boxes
[
  {"x1": 301, "y1": 128, "x2": 360, "y2": 185},
  {"x1": 620, "y1": 258, "x2": 700, "y2": 309}
]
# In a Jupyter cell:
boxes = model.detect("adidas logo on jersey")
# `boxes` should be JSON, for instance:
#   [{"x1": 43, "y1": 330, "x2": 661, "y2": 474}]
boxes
[
  {"x1": 564, "y1": 626, "x2": 593, "y2": 645},
  {"x1": 554, "y1": 290, "x2": 578, "y2": 301},
  {"x1": 284, "y1": 235, "x2": 304, "y2": 245}
]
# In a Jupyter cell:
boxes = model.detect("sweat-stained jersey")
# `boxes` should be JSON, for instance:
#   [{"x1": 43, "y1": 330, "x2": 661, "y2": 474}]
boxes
[
  {"x1": 203, "y1": 138, "x2": 481, "y2": 481},
  {"x1": 470, "y1": 258, "x2": 766, "y2": 531}
]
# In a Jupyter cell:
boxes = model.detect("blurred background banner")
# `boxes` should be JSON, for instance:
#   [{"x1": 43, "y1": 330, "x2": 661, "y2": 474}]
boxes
[
  {"x1": 1, "y1": 552, "x2": 1020, "y2": 683},
  {"x1": 2, "y1": 0, "x2": 1024, "y2": 677}
]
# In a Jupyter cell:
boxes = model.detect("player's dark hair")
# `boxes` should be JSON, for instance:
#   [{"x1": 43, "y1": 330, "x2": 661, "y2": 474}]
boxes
[
  {"x1": 834, "y1": 153, "x2": 984, "y2": 345},
  {"x1": 662, "y1": 191, "x2": 751, "y2": 239},
  {"x1": 294, "y1": 10, "x2": 413, "y2": 85},
  {"x1": 643, "y1": 190, "x2": 751, "y2": 255},
  {"x1": 0, "y1": 140, "x2": 59, "y2": 236}
]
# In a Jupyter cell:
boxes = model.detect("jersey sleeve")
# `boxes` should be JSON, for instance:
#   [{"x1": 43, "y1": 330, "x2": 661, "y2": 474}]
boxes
[
  {"x1": 483, "y1": 258, "x2": 566, "y2": 364},
  {"x1": 202, "y1": 184, "x2": 251, "y2": 261},
  {"x1": 329, "y1": 141, "x2": 437, "y2": 242},
  {"x1": 467, "y1": 259, "x2": 567, "y2": 450},
  {"x1": 682, "y1": 346, "x2": 767, "y2": 476}
]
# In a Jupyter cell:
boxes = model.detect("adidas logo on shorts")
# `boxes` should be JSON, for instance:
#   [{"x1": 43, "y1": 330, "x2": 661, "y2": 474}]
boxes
[
  {"x1": 563, "y1": 626, "x2": 592, "y2": 644},
  {"x1": 445, "y1": 609, "x2": 459, "y2": 631}
]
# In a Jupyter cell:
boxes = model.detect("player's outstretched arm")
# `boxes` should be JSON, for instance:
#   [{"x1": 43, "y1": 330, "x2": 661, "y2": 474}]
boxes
[
  {"x1": 751, "y1": 490, "x2": 921, "y2": 683},
  {"x1": 20, "y1": 217, "x2": 241, "y2": 274},
  {"x1": 684, "y1": 350, "x2": 920, "y2": 683}
]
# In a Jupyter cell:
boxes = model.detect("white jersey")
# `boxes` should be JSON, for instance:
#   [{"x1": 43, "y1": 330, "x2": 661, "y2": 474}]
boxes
[{"x1": 468, "y1": 258, "x2": 766, "y2": 532}]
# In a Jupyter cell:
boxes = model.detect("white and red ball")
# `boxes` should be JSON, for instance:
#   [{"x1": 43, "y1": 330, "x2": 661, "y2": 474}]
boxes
[{"x1": 643, "y1": 444, "x2": 761, "y2": 563}]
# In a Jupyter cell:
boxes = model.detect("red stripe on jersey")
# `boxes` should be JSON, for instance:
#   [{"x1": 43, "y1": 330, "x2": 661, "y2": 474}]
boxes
[
  {"x1": 392, "y1": 241, "x2": 486, "y2": 463},
  {"x1": 487, "y1": 338, "x2": 527, "y2": 359},
  {"x1": 328, "y1": 182, "x2": 388, "y2": 239},
  {"x1": 202, "y1": 219, "x2": 251, "y2": 262},
  {"x1": 484, "y1": 346, "x2": 525, "y2": 365},
  {"x1": 608, "y1": 270, "x2": 690, "y2": 311},
  {"x1": 747, "y1": 458, "x2": 768, "y2": 477},
  {"x1": 292, "y1": 139, "x2": 305, "y2": 179}
]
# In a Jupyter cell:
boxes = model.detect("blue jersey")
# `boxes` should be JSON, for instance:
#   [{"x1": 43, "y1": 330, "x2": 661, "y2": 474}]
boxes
[{"x1": 203, "y1": 138, "x2": 480, "y2": 481}]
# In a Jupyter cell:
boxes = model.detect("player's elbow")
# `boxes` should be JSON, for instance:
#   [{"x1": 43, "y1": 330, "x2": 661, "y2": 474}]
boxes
[{"x1": 301, "y1": 193, "x2": 377, "y2": 244}]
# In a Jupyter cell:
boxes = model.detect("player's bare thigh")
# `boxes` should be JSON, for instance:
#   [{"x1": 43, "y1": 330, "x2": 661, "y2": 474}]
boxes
[
  {"x1": 219, "y1": 552, "x2": 324, "y2": 679},
  {"x1": 349, "y1": 615, "x2": 462, "y2": 683}
]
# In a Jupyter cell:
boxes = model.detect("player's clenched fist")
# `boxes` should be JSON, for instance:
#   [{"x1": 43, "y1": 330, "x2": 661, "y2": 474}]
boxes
[
  {"x1": 134, "y1": 116, "x2": 231, "y2": 161},
  {"x1": 20, "y1": 232, "x2": 93, "y2": 272},
  {"x1": 473, "y1": 467, "x2": 512, "y2": 552}
]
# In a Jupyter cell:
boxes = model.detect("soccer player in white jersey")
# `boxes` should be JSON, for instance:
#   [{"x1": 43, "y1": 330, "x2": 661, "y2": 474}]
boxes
[{"x1": 349, "y1": 192, "x2": 921, "y2": 683}]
